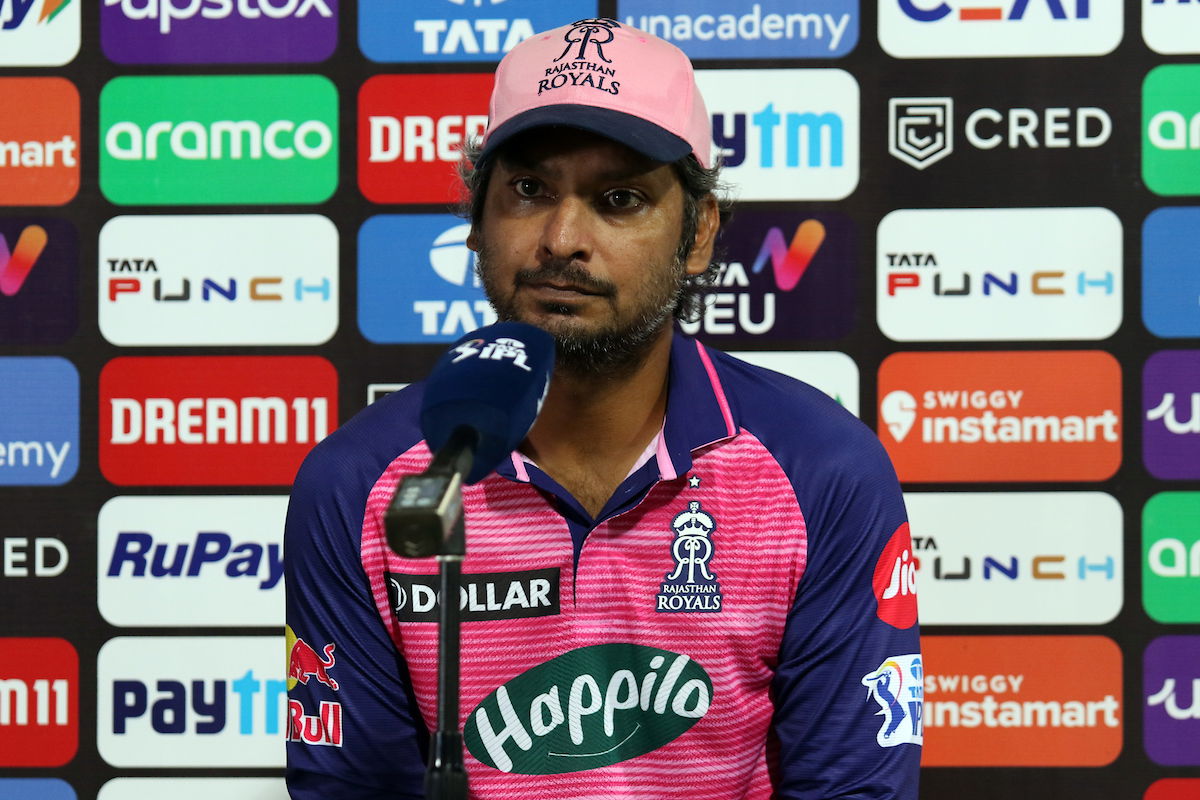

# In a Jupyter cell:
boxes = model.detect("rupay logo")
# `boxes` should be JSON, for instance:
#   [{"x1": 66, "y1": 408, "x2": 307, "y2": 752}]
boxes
[
  {"x1": 358, "y1": 215, "x2": 496, "y2": 343},
  {"x1": 100, "y1": 75, "x2": 337, "y2": 205},
  {"x1": 1144, "y1": 65, "x2": 1200, "y2": 196},
  {"x1": 0, "y1": 0, "x2": 79, "y2": 66},
  {"x1": 879, "y1": 0, "x2": 1122, "y2": 57}
]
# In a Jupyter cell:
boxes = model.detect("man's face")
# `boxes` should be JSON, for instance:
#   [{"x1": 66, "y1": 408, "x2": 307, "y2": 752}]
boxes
[{"x1": 468, "y1": 128, "x2": 712, "y2": 377}]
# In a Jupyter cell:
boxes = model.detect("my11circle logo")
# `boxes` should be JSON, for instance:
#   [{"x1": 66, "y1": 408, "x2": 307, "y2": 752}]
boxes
[{"x1": 464, "y1": 644, "x2": 712, "y2": 774}]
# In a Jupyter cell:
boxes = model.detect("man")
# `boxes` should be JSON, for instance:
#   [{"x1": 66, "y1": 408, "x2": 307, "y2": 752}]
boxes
[{"x1": 285, "y1": 18, "x2": 921, "y2": 799}]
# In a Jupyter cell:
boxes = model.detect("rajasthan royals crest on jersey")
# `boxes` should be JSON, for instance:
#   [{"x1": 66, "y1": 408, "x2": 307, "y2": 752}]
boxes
[{"x1": 657, "y1": 500, "x2": 723, "y2": 612}]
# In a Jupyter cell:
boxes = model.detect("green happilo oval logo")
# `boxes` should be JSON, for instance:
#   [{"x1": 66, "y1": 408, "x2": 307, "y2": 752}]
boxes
[{"x1": 464, "y1": 643, "x2": 712, "y2": 774}]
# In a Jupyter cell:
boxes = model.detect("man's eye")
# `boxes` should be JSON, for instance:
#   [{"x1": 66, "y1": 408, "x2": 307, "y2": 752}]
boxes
[
  {"x1": 513, "y1": 178, "x2": 542, "y2": 197},
  {"x1": 603, "y1": 189, "x2": 643, "y2": 209}
]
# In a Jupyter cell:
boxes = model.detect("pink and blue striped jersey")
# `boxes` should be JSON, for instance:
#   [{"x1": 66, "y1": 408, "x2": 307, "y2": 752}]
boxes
[{"x1": 285, "y1": 332, "x2": 922, "y2": 799}]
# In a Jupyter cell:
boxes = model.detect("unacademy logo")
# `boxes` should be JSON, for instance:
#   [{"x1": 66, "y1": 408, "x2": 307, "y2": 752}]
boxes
[{"x1": 464, "y1": 644, "x2": 712, "y2": 774}]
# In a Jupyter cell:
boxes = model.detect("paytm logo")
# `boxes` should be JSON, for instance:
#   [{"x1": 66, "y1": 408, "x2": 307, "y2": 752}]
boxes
[
  {"x1": 1143, "y1": 65, "x2": 1200, "y2": 196},
  {"x1": 99, "y1": 637, "x2": 286, "y2": 767},
  {"x1": 877, "y1": 208, "x2": 1122, "y2": 341},
  {"x1": 879, "y1": 0, "x2": 1122, "y2": 57},
  {"x1": 0, "y1": 0, "x2": 79, "y2": 67},
  {"x1": 100, "y1": 75, "x2": 338, "y2": 205},
  {"x1": 100, "y1": 0, "x2": 336, "y2": 64},
  {"x1": 906, "y1": 492, "x2": 1123, "y2": 625},
  {"x1": 359, "y1": 0, "x2": 592, "y2": 62},
  {"x1": 1143, "y1": 0, "x2": 1200, "y2": 55},
  {"x1": 1143, "y1": 208, "x2": 1200, "y2": 338},
  {"x1": 620, "y1": 0, "x2": 858, "y2": 58},
  {"x1": 0, "y1": 357, "x2": 77, "y2": 485},
  {"x1": 358, "y1": 215, "x2": 496, "y2": 344},
  {"x1": 99, "y1": 215, "x2": 338, "y2": 346},
  {"x1": 682, "y1": 211, "x2": 855, "y2": 340},
  {"x1": 698, "y1": 69, "x2": 859, "y2": 200},
  {"x1": 98, "y1": 495, "x2": 288, "y2": 627}
]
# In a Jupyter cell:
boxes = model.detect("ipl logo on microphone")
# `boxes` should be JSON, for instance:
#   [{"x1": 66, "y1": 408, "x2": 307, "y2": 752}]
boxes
[{"x1": 450, "y1": 335, "x2": 533, "y2": 372}]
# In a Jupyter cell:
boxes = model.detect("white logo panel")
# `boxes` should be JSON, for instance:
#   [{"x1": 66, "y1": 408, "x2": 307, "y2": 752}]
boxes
[
  {"x1": 97, "y1": 636, "x2": 286, "y2": 767},
  {"x1": 1143, "y1": 0, "x2": 1200, "y2": 54},
  {"x1": 877, "y1": 207, "x2": 1122, "y2": 341},
  {"x1": 98, "y1": 496, "x2": 287, "y2": 627},
  {"x1": 878, "y1": 0, "x2": 1123, "y2": 58},
  {"x1": 99, "y1": 215, "x2": 338, "y2": 346},
  {"x1": 99, "y1": 778, "x2": 288, "y2": 800},
  {"x1": 728, "y1": 351, "x2": 860, "y2": 417},
  {"x1": 906, "y1": 491, "x2": 1123, "y2": 625},
  {"x1": 0, "y1": 0, "x2": 80, "y2": 66},
  {"x1": 697, "y1": 69, "x2": 859, "y2": 200}
]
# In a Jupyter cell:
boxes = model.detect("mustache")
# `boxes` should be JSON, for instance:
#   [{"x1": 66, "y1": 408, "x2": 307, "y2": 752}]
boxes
[{"x1": 513, "y1": 260, "x2": 617, "y2": 297}]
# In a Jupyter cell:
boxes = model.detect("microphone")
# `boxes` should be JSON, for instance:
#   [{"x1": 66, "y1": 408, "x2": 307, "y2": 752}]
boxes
[{"x1": 385, "y1": 322, "x2": 555, "y2": 558}]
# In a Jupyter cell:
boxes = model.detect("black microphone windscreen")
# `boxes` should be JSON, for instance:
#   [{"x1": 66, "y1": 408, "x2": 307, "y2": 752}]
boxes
[{"x1": 419, "y1": 322, "x2": 554, "y2": 484}]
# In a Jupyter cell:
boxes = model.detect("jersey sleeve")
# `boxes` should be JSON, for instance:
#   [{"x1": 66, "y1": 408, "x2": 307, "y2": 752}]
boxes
[
  {"x1": 770, "y1": 422, "x2": 922, "y2": 799},
  {"x1": 284, "y1": 398, "x2": 429, "y2": 799}
]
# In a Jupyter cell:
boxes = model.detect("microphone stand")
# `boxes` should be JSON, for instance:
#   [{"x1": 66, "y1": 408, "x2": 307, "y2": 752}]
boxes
[{"x1": 385, "y1": 429, "x2": 476, "y2": 800}]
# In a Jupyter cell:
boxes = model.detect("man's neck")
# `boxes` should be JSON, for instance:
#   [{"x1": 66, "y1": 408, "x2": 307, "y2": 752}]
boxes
[{"x1": 520, "y1": 326, "x2": 674, "y2": 518}]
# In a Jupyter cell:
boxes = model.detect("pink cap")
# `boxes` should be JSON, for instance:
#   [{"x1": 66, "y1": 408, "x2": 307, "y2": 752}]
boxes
[{"x1": 478, "y1": 18, "x2": 712, "y2": 168}]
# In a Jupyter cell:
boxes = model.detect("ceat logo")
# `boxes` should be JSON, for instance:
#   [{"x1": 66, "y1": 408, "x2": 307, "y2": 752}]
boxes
[
  {"x1": 99, "y1": 356, "x2": 337, "y2": 486},
  {"x1": 878, "y1": 351, "x2": 1121, "y2": 482},
  {"x1": 0, "y1": 638, "x2": 78, "y2": 767},
  {"x1": 0, "y1": 78, "x2": 79, "y2": 205},
  {"x1": 873, "y1": 523, "x2": 918, "y2": 629},
  {"x1": 358, "y1": 74, "x2": 491, "y2": 204}
]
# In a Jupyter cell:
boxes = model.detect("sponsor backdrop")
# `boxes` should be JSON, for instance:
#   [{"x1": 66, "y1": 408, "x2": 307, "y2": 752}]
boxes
[{"x1": 0, "y1": 0, "x2": 1195, "y2": 797}]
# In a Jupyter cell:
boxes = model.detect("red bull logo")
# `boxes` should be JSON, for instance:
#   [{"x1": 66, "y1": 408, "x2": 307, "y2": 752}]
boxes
[{"x1": 285, "y1": 626, "x2": 338, "y2": 691}]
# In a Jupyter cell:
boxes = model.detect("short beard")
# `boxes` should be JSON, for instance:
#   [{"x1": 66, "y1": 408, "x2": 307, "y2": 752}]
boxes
[{"x1": 475, "y1": 246, "x2": 686, "y2": 380}]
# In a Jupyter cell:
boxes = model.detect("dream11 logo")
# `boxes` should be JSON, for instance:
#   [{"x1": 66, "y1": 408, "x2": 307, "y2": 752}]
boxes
[{"x1": 681, "y1": 211, "x2": 855, "y2": 341}]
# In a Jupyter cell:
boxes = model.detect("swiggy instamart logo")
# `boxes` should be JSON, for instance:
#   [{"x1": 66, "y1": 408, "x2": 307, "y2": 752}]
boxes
[{"x1": 100, "y1": 75, "x2": 337, "y2": 205}]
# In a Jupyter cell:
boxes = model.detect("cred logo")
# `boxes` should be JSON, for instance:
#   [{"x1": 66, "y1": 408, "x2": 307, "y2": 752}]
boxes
[{"x1": 0, "y1": 638, "x2": 77, "y2": 766}]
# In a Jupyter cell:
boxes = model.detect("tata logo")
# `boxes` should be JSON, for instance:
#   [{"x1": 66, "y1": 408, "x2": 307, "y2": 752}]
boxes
[
  {"x1": 359, "y1": 0, "x2": 592, "y2": 63},
  {"x1": 358, "y1": 215, "x2": 496, "y2": 344}
]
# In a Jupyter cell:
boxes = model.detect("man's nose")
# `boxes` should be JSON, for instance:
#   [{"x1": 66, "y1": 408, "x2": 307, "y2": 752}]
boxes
[{"x1": 537, "y1": 196, "x2": 593, "y2": 264}]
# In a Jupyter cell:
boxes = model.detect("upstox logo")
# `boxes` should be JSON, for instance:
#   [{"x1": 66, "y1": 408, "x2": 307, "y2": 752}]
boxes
[
  {"x1": 879, "y1": 0, "x2": 1122, "y2": 57},
  {"x1": 358, "y1": 215, "x2": 495, "y2": 343},
  {"x1": 0, "y1": 0, "x2": 79, "y2": 67},
  {"x1": 464, "y1": 644, "x2": 712, "y2": 774},
  {"x1": 698, "y1": 69, "x2": 859, "y2": 200},
  {"x1": 100, "y1": 75, "x2": 337, "y2": 205},
  {"x1": 1143, "y1": 65, "x2": 1200, "y2": 197}
]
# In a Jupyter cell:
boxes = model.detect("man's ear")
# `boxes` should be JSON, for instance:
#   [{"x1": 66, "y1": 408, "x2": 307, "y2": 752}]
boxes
[
  {"x1": 466, "y1": 227, "x2": 480, "y2": 252},
  {"x1": 685, "y1": 194, "x2": 720, "y2": 277}
]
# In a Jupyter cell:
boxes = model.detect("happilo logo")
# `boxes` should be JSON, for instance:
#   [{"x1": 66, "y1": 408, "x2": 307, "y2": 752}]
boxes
[
  {"x1": 1143, "y1": 492, "x2": 1200, "y2": 624},
  {"x1": 358, "y1": 0, "x2": 590, "y2": 62},
  {"x1": 698, "y1": 69, "x2": 859, "y2": 200},
  {"x1": 889, "y1": 98, "x2": 953, "y2": 169},
  {"x1": 922, "y1": 635, "x2": 1121, "y2": 766},
  {"x1": 100, "y1": 75, "x2": 337, "y2": 205},
  {"x1": 358, "y1": 74, "x2": 491, "y2": 204},
  {"x1": 873, "y1": 523, "x2": 918, "y2": 629},
  {"x1": 876, "y1": 208, "x2": 1122, "y2": 341},
  {"x1": 98, "y1": 495, "x2": 288, "y2": 627},
  {"x1": 879, "y1": 351, "x2": 1121, "y2": 482},
  {"x1": 99, "y1": 356, "x2": 337, "y2": 486},
  {"x1": 98, "y1": 636, "x2": 287, "y2": 767},
  {"x1": 0, "y1": 0, "x2": 79, "y2": 67},
  {"x1": 0, "y1": 78, "x2": 79, "y2": 205},
  {"x1": 99, "y1": 215, "x2": 337, "y2": 346},
  {"x1": 464, "y1": 644, "x2": 712, "y2": 774},
  {"x1": 100, "y1": 0, "x2": 335, "y2": 65},
  {"x1": 0, "y1": 638, "x2": 77, "y2": 767},
  {"x1": 728, "y1": 351, "x2": 860, "y2": 415},
  {"x1": 0, "y1": 357, "x2": 78, "y2": 486},
  {"x1": 1143, "y1": 350, "x2": 1200, "y2": 480},
  {"x1": 621, "y1": 0, "x2": 858, "y2": 59},
  {"x1": 1143, "y1": 0, "x2": 1200, "y2": 55},
  {"x1": 861, "y1": 654, "x2": 924, "y2": 747},
  {"x1": 358, "y1": 215, "x2": 496, "y2": 343},
  {"x1": 906, "y1": 492, "x2": 1123, "y2": 625},
  {"x1": 1144, "y1": 65, "x2": 1200, "y2": 197},
  {"x1": 681, "y1": 211, "x2": 855, "y2": 340},
  {"x1": 1144, "y1": 636, "x2": 1200, "y2": 765},
  {"x1": 879, "y1": 0, "x2": 1122, "y2": 57},
  {"x1": 0, "y1": 218, "x2": 78, "y2": 345}
]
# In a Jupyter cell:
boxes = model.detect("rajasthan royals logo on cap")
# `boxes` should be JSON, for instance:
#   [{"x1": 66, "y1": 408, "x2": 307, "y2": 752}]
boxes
[
  {"x1": 556, "y1": 18, "x2": 618, "y2": 63},
  {"x1": 656, "y1": 501, "x2": 723, "y2": 612}
]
